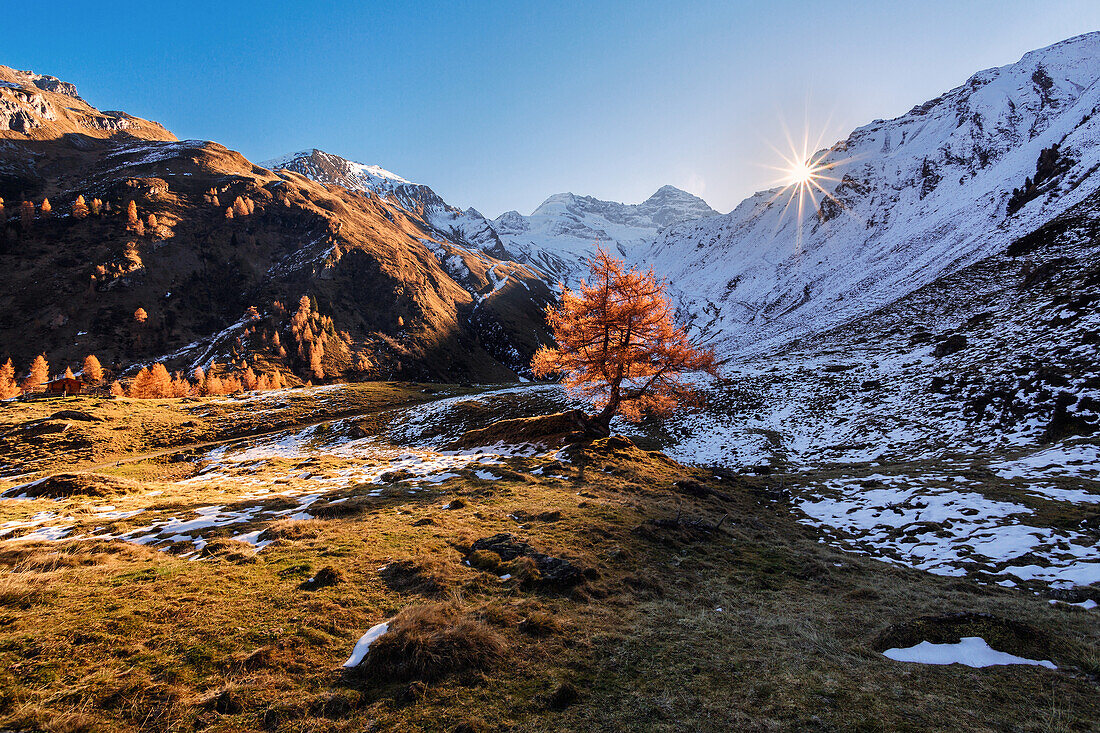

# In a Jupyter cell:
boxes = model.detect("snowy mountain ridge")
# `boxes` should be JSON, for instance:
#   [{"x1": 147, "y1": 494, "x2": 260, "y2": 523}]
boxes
[
  {"x1": 261, "y1": 148, "x2": 411, "y2": 191},
  {"x1": 491, "y1": 185, "x2": 717, "y2": 284},
  {"x1": 264, "y1": 149, "x2": 721, "y2": 287},
  {"x1": 639, "y1": 31, "x2": 1100, "y2": 359}
]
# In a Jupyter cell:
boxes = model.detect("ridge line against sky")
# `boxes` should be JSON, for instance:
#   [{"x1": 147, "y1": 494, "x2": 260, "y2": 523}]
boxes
[{"x1": 5, "y1": 0, "x2": 1100, "y2": 217}]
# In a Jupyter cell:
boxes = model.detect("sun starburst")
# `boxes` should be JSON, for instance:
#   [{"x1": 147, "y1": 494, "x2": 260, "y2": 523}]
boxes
[{"x1": 760, "y1": 117, "x2": 859, "y2": 254}]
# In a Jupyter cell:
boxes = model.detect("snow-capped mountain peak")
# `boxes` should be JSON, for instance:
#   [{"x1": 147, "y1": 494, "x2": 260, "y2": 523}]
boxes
[
  {"x1": 492, "y1": 186, "x2": 718, "y2": 283},
  {"x1": 261, "y1": 149, "x2": 411, "y2": 192}
]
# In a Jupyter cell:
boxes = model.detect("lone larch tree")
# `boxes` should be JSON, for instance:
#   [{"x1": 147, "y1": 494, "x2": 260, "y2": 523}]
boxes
[
  {"x1": 531, "y1": 248, "x2": 719, "y2": 436},
  {"x1": 82, "y1": 354, "x2": 103, "y2": 384}
]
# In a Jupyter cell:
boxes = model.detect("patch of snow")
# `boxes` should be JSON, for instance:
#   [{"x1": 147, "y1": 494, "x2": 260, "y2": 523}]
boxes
[
  {"x1": 342, "y1": 621, "x2": 391, "y2": 668},
  {"x1": 883, "y1": 636, "x2": 1056, "y2": 669}
]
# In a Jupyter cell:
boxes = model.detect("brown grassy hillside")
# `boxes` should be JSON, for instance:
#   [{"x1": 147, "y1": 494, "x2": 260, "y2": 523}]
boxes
[{"x1": 0, "y1": 67, "x2": 553, "y2": 385}]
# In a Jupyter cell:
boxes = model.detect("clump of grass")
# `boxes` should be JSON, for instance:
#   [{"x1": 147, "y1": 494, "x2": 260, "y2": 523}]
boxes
[
  {"x1": 353, "y1": 602, "x2": 506, "y2": 683},
  {"x1": 195, "y1": 682, "x2": 244, "y2": 714},
  {"x1": 3, "y1": 707, "x2": 99, "y2": 733},
  {"x1": 197, "y1": 539, "x2": 257, "y2": 564},
  {"x1": 506, "y1": 556, "x2": 541, "y2": 585},
  {"x1": 518, "y1": 610, "x2": 561, "y2": 636},
  {"x1": 231, "y1": 644, "x2": 277, "y2": 671},
  {"x1": 0, "y1": 568, "x2": 50, "y2": 609},
  {"x1": 311, "y1": 497, "x2": 372, "y2": 518},
  {"x1": 8, "y1": 472, "x2": 143, "y2": 499},
  {"x1": 467, "y1": 549, "x2": 502, "y2": 573},
  {"x1": 299, "y1": 565, "x2": 343, "y2": 590},
  {"x1": 261, "y1": 519, "x2": 320, "y2": 541},
  {"x1": 546, "y1": 680, "x2": 580, "y2": 710},
  {"x1": 380, "y1": 559, "x2": 445, "y2": 595}
]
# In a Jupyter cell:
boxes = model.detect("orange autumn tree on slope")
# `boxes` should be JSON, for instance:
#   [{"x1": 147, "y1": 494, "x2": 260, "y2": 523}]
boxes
[{"x1": 531, "y1": 248, "x2": 719, "y2": 436}]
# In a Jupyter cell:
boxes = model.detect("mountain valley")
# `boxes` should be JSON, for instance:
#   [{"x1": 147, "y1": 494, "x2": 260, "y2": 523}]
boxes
[{"x1": 0, "y1": 30, "x2": 1099, "y2": 733}]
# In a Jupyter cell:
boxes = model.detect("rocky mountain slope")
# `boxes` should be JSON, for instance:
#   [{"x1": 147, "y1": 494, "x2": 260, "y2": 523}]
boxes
[
  {"x1": 263, "y1": 149, "x2": 512, "y2": 260},
  {"x1": 0, "y1": 71, "x2": 553, "y2": 384},
  {"x1": 0, "y1": 66, "x2": 175, "y2": 145},
  {"x1": 492, "y1": 185, "x2": 717, "y2": 284},
  {"x1": 640, "y1": 32, "x2": 1100, "y2": 360}
]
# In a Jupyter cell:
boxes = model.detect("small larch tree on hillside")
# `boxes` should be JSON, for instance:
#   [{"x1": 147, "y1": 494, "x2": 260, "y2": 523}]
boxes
[
  {"x1": 82, "y1": 354, "x2": 103, "y2": 384},
  {"x1": 0, "y1": 359, "x2": 20, "y2": 399},
  {"x1": 22, "y1": 354, "x2": 49, "y2": 392},
  {"x1": 531, "y1": 248, "x2": 719, "y2": 436},
  {"x1": 72, "y1": 195, "x2": 89, "y2": 219}
]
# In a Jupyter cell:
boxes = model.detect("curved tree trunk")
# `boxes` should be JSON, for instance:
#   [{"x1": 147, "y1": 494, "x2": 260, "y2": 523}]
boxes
[{"x1": 585, "y1": 388, "x2": 620, "y2": 437}]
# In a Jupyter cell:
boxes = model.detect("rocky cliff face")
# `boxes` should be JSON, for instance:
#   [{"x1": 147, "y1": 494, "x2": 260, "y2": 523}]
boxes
[{"x1": 0, "y1": 65, "x2": 174, "y2": 143}]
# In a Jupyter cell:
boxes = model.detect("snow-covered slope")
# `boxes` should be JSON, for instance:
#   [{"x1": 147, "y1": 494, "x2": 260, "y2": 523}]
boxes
[
  {"x1": 641, "y1": 32, "x2": 1100, "y2": 358},
  {"x1": 493, "y1": 185, "x2": 717, "y2": 284}
]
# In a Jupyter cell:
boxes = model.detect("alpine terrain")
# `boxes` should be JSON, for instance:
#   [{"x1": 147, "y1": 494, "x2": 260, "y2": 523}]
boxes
[{"x1": 0, "y1": 28, "x2": 1098, "y2": 733}]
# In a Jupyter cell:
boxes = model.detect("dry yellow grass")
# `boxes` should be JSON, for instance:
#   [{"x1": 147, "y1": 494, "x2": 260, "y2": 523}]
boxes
[{"x1": 0, "y1": 387, "x2": 1095, "y2": 732}]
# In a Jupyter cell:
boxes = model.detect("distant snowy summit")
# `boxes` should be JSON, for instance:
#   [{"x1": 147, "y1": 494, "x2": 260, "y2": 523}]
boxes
[{"x1": 491, "y1": 186, "x2": 718, "y2": 283}]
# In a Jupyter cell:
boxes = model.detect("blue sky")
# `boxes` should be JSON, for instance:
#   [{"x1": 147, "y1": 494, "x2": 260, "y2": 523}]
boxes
[{"x1": 6, "y1": 1, "x2": 1100, "y2": 217}]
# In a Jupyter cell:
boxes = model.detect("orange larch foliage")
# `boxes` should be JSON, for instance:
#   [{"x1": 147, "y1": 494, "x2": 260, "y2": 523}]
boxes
[
  {"x1": 0, "y1": 358, "x2": 20, "y2": 398},
  {"x1": 203, "y1": 373, "x2": 223, "y2": 396},
  {"x1": 242, "y1": 365, "x2": 258, "y2": 391},
  {"x1": 127, "y1": 367, "x2": 151, "y2": 398},
  {"x1": 309, "y1": 342, "x2": 324, "y2": 380},
  {"x1": 531, "y1": 248, "x2": 719, "y2": 434},
  {"x1": 72, "y1": 195, "x2": 89, "y2": 219},
  {"x1": 22, "y1": 354, "x2": 49, "y2": 392},
  {"x1": 128, "y1": 363, "x2": 172, "y2": 398},
  {"x1": 40, "y1": 198, "x2": 51, "y2": 215},
  {"x1": 149, "y1": 364, "x2": 172, "y2": 397},
  {"x1": 82, "y1": 355, "x2": 103, "y2": 384},
  {"x1": 109, "y1": 381, "x2": 125, "y2": 397},
  {"x1": 134, "y1": 307, "x2": 148, "y2": 324},
  {"x1": 170, "y1": 373, "x2": 190, "y2": 398}
]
